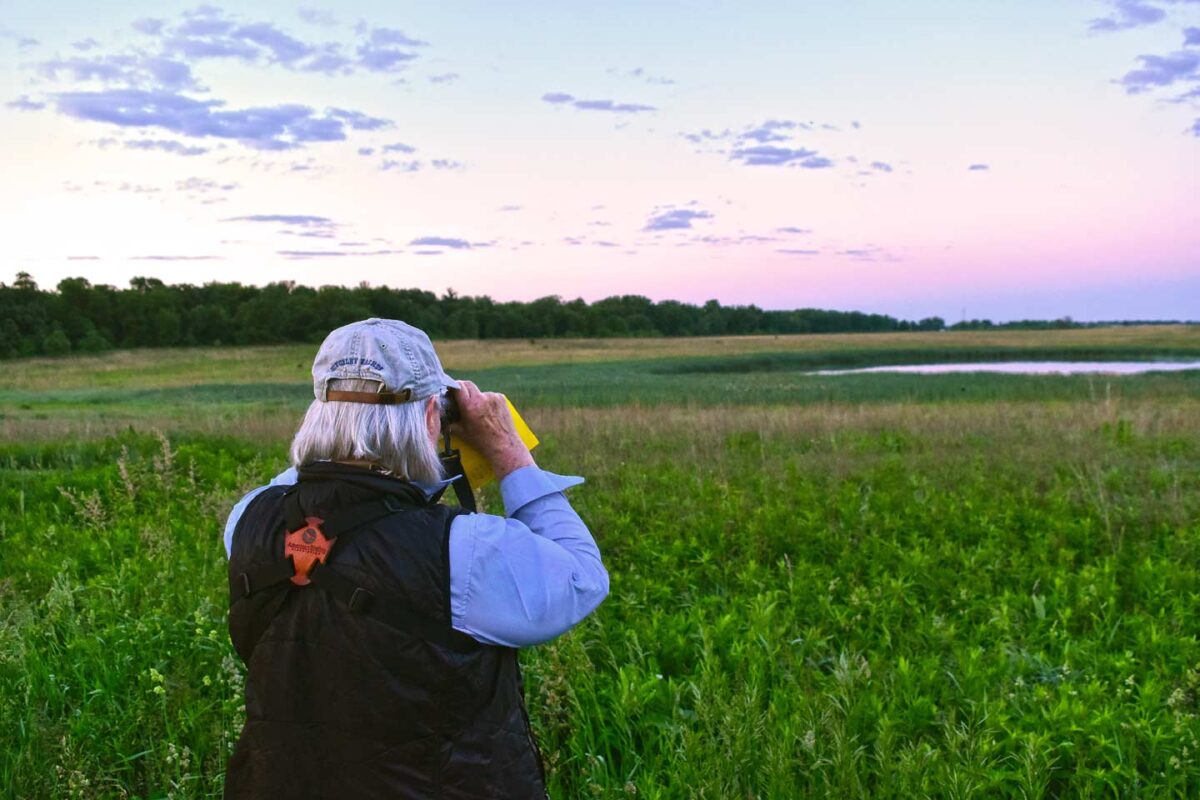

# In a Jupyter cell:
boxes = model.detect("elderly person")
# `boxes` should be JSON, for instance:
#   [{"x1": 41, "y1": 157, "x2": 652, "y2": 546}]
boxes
[{"x1": 221, "y1": 318, "x2": 608, "y2": 799}]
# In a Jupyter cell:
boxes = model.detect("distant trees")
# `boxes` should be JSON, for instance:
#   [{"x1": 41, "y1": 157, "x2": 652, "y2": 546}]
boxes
[{"x1": 0, "y1": 272, "x2": 1143, "y2": 359}]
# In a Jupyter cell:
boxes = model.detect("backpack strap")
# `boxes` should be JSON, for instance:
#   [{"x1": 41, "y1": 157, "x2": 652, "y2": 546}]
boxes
[
  {"x1": 231, "y1": 495, "x2": 404, "y2": 598},
  {"x1": 231, "y1": 497, "x2": 478, "y2": 652}
]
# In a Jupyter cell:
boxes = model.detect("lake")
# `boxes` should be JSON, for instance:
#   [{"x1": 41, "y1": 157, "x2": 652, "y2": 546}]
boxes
[{"x1": 810, "y1": 360, "x2": 1200, "y2": 376}]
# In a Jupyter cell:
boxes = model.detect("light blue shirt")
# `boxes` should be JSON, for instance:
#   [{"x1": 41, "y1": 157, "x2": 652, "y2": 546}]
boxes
[{"x1": 222, "y1": 464, "x2": 609, "y2": 648}]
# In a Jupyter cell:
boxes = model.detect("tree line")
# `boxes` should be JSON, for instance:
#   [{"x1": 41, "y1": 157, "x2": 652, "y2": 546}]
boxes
[{"x1": 0, "y1": 271, "x2": 1117, "y2": 359}]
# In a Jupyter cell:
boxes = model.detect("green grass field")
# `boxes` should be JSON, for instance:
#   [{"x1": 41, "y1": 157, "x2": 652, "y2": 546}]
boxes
[{"x1": 3, "y1": 327, "x2": 1200, "y2": 798}]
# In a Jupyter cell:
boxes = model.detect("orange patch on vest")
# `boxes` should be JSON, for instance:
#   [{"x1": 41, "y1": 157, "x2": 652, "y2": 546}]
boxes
[{"x1": 284, "y1": 516, "x2": 335, "y2": 586}]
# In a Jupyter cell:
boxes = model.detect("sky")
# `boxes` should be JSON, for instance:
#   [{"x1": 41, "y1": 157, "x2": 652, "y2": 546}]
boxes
[{"x1": 2, "y1": 0, "x2": 1198, "y2": 322}]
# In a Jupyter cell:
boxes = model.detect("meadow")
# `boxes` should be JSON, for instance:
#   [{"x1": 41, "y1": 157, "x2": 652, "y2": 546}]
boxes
[{"x1": 2, "y1": 326, "x2": 1200, "y2": 798}]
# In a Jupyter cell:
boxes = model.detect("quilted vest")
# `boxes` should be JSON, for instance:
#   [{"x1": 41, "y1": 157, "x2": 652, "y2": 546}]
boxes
[{"x1": 225, "y1": 462, "x2": 546, "y2": 799}]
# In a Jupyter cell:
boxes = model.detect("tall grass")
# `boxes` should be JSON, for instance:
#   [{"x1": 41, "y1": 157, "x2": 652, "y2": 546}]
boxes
[{"x1": 3, "y1": 389, "x2": 1200, "y2": 796}]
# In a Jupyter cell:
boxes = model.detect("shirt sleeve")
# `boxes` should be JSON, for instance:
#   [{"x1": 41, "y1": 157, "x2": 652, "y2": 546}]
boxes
[
  {"x1": 448, "y1": 466, "x2": 609, "y2": 647},
  {"x1": 223, "y1": 466, "x2": 298, "y2": 557}
]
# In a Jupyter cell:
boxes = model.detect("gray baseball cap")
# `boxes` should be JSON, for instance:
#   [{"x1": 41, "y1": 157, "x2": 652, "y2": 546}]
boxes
[{"x1": 311, "y1": 318, "x2": 458, "y2": 404}]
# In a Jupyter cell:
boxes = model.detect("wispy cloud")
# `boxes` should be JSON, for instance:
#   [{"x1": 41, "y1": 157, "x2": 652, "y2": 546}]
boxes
[
  {"x1": 25, "y1": 6, "x2": 431, "y2": 157},
  {"x1": 224, "y1": 214, "x2": 335, "y2": 227},
  {"x1": 870, "y1": 161, "x2": 894, "y2": 172},
  {"x1": 381, "y1": 158, "x2": 420, "y2": 172},
  {"x1": 125, "y1": 138, "x2": 209, "y2": 156},
  {"x1": 5, "y1": 95, "x2": 45, "y2": 111},
  {"x1": 541, "y1": 92, "x2": 655, "y2": 113},
  {"x1": 0, "y1": 26, "x2": 39, "y2": 48},
  {"x1": 131, "y1": 254, "x2": 223, "y2": 261},
  {"x1": 730, "y1": 145, "x2": 833, "y2": 168},
  {"x1": 177, "y1": 177, "x2": 239, "y2": 193},
  {"x1": 739, "y1": 119, "x2": 807, "y2": 143},
  {"x1": 1089, "y1": 0, "x2": 1167, "y2": 32},
  {"x1": 52, "y1": 89, "x2": 391, "y2": 151},
  {"x1": 1118, "y1": 50, "x2": 1200, "y2": 92},
  {"x1": 327, "y1": 108, "x2": 391, "y2": 130},
  {"x1": 354, "y1": 26, "x2": 428, "y2": 72},
  {"x1": 429, "y1": 72, "x2": 459, "y2": 84},
  {"x1": 776, "y1": 248, "x2": 821, "y2": 256},
  {"x1": 298, "y1": 8, "x2": 338, "y2": 27},
  {"x1": 608, "y1": 66, "x2": 675, "y2": 85},
  {"x1": 967, "y1": 163, "x2": 990, "y2": 171},
  {"x1": 38, "y1": 53, "x2": 201, "y2": 91},
  {"x1": 381, "y1": 156, "x2": 461, "y2": 172},
  {"x1": 684, "y1": 119, "x2": 840, "y2": 169},
  {"x1": 410, "y1": 236, "x2": 472, "y2": 248},
  {"x1": 278, "y1": 249, "x2": 401, "y2": 258},
  {"x1": 643, "y1": 207, "x2": 713, "y2": 231},
  {"x1": 382, "y1": 141, "x2": 416, "y2": 153}
]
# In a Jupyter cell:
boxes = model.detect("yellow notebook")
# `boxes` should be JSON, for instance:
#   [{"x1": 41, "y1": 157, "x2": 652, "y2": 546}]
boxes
[{"x1": 449, "y1": 399, "x2": 539, "y2": 488}]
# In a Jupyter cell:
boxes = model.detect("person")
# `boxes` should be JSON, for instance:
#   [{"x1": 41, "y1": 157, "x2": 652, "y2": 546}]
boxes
[{"x1": 221, "y1": 318, "x2": 608, "y2": 799}]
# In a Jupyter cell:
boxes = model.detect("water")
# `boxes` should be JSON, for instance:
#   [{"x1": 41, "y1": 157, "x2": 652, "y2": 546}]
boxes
[{"x1": 811, "y1": 360, "x2": 1200, "y2": 376}]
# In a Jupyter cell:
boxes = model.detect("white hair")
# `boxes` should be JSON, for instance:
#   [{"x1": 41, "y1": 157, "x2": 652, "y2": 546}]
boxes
[{"x1": 290, "y1": 379, "x2": 444, "y2": 484}]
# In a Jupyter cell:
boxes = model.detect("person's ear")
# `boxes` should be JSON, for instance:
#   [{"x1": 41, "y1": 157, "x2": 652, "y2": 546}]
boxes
[{"x1": 425, "y1": 394, "x2": 440, "y2": 440}]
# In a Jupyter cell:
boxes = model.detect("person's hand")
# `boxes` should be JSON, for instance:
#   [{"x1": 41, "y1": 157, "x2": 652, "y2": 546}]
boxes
[{"x1": 448, "y1": 379, "x2": 534, "y2": 480}]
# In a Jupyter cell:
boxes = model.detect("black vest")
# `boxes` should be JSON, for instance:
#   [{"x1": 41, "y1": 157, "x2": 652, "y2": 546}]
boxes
[{"x1": 225, "y1": 462, "x2": 546, "y2": 799}]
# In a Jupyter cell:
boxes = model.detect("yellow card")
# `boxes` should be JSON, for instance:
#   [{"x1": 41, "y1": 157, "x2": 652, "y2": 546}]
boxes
[{"x1": 449, "y1": 399, "x2": 539, "y2": 488}]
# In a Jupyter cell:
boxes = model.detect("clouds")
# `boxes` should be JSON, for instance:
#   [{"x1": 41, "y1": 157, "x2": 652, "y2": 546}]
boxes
[
  {"x1": 131, "y1": 254, "x2": 222, "y2": 261},
  {"x1": 0, "y1": 25, "x2": 38, "y2": 48},
  {"x1": 967, "y1": 163, "x2": 990, "y2": 171},
  {"x1": 643, "y1": 208, "x2": 713, "y2": 231},
  {"x1": 1089, "y1": 0, "x2": 1168, "y2": 32},
  {"x1": 1118, "y1": 50, "x2": 1200, "y2": 92},
  {"x1": 541, "y1": 92, "x2": 656, "y2": 113},
  {"x1": 623, "y1": 67, "x2": 674, "y2": 85},
  {"x1": 326, "y1": 108, "x2": 391, "y2": 131},
  {"x1": 278, "y1": 249, "x2": 401, "y2": 259},
  {"x1": 380, "y1": 157, "x2": 462, "y2": 172},
  {"x1": 1091, "y1": 0, "x2": 1200, "y2": 32},
  {"x1": 53, "y1": 89, "x2": 391, "y2": 150},
  {"x1": 738, "y1": 119, "x2": 805, "y2": 143},
  {"x1": 177, "y1": 177, "x2": 239, "y2": 193},
  {"x1": 125, "y1": 138, "x2": 209, "y2": 155},
  {"x1": 298, "y1": 8, "x2": 338, "y2": 28},
  {"x1": 729, "y1": 145, "x2": 833, "y2": 168},
  {"x1": 6, "y1": 95, "x2": 45, "y2": 111},
  {"x1": 409, "y1": 236, "x2": 472, "y2": 249},
  {"x1": 1092, "y1": 2, "x2": 1200, "y2": 134},
  {"x1": 121, "y1": 8, "x2": 429, "y2": 75},
  {"x1": 18, "y1": 7, "x2": 425, "y2": 155},
  {"x1": 224, "y1": 213, "x2": 339, "y2": 240},
  {"x1": 225, "y1": 214, "x2": 334, "y2": 226},
  {"x1": 685, "y1": 119, "x2": 841, "y2": 169},
  {"x1": 38, "y1": 53, "x2": 201, "y2": 91},
  {"x1": 356, "y1": 27, "x2": 427, "y2": 72}
]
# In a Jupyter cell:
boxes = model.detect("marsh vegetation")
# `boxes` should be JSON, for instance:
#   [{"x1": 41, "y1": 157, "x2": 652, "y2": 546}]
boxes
[{"x1": 2, "y1": 327, "x2": 1199, "y2": 797}]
